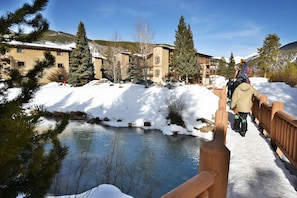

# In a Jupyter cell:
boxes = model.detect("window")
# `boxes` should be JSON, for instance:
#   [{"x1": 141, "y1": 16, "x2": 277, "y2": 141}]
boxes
[
  {"x1": 155, "y1": 69, "x2": 160, "y2": 77},
  {"x1": 17, "y1": 47, "x2": 23, "y2": 53},
  {"x1": 57, "y1": 63, "x2": 63, "y2": 68},
  {"x1": 155, "y1": 56, "x2": 160, "y2": 64},
  {"x1": 57, "y1": 51, "x2": 62, "y2": 56},
  {"x1": 18, "y1": 61, "x2": 25, "y2": 67}
]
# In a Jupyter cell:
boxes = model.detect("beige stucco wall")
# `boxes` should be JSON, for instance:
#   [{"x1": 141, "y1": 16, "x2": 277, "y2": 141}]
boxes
[
  {"x1": 115, "y1": 52, "x2": 130, "y2": 80},
  {"x1": 3, "y1": 46, "x2": 70, "y2": 84},
  {"x1": 93, "y1": 57, "x2": 103, "y2": 79},
  {"x1": 152, "y1": 46, "x2": 169, "y2": 83},
  {"x1": 151, "y1": 46, "x2": 213, "y2": 84},
  {"x1": 198, "y1": 54, "x2": 211, "y2": 85},
  {"x1": 2, "y1": 44, "x2": 107, "y2": 84}
]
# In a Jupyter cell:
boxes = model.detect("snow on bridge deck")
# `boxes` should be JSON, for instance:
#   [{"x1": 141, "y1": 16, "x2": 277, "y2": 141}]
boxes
[{"x1": 226, "y1": 108, "x2": 297, "y2": 198}]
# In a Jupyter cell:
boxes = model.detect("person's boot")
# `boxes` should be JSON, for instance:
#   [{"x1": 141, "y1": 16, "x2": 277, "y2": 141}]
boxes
[
  {"x1": 239, "y1": 118, "x2": 247, "y2": 137},
  {"x1": 233, "y1": 114, "x2": 241, "y2": 132},
  {"x1": 239, "y1": 131, "x2": 246, "y2": 137}
]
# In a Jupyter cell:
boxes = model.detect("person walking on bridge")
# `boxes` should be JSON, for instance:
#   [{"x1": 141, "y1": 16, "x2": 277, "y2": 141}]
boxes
[{"x1": 230, "y1": 82, "x2": 259, "y2": 137}]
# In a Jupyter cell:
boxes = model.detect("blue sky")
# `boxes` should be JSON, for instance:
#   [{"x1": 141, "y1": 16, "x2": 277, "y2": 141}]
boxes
[{"x1": 1, "y1": 0, "x2": 296, "y2": 58}]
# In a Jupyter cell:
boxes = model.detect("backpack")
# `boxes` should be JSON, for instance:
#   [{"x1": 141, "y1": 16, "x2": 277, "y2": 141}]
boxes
[{"x1": 228, "y1": 77, "x2": 245, "y2": 99}]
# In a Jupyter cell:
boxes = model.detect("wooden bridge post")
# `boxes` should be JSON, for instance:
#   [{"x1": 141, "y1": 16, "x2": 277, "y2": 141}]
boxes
[
  {"x1": 259, "y1": 95, "x2": 268, "y2": 105},
  {"x1": 270, "y1": 101, "x2": 284, "y2": 150},
  {"x1": 258, "y1": 95, "x2": 268, "y2": 135},
  {"x1": 220, "y1": 86, "x2": 226, "y2": 98},
  {"x1": 199, "y1": 108, "x2": 230, "y2": 198},
  {"x1": 259, "y1": 95, "x2": 268, "y2": 123},
  {"x1": 218, "y1": 98, "x2": 227, "y2": 111},
  {"x1": 214, "y1": 109, "x2": 228, "y2": 143},
  {"x1": 199, "y1": 123, "x2": 230, "y2": 198}
]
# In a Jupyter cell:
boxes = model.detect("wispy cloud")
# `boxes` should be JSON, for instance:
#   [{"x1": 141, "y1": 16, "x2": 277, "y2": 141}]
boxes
[
  {"x1": 92, "y1": 2, "x2": 152, "y2": 22},
  {"x1": 197, "y1": 21, "x2": 264, "y2": 40}
]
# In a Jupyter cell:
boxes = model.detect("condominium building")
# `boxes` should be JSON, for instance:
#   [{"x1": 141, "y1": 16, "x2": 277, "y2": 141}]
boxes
[
  {"x1": 1, "y1": 41, "x2": 213, "y2": 86},
  {"x1": 0, "y1": 41, "x2": 72, "y2": 84}
]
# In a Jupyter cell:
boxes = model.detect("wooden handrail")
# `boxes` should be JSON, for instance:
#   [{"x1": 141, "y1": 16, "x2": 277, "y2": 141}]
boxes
[
  {"x1": 161, "y1": 171, "x2": 216, "y2": 198},
  {"x1": 162, "y1": 86, "x2": 230, "y2": 198},
  {"x1": 272, "y1": 110, "x2": 297, "y2": 168},
  {"x1": 199, "y1": 123, "x2": 230, "y2": 198},
  {"x1": 164, "y1": 86, "x2": 297, "y2": 198},
  {"x1": 252, "y1": 95, "x2": 297, "y2": 169}
]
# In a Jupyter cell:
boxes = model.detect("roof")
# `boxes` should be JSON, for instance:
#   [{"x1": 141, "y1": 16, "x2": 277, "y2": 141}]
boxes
[
  {"x1": 157, "y1": 44, "x2": 212, "y2": 57},
  {"x1": 198, "y1": 52, "x2": 212, "y2": 58},
  {"x1": 158, "y1": 44, "x2": 175, "y2": 50},
  {"x1": 92, "y1": 52, "x2": 106, "y2": 59},
  {"x1": 6, "y1": 40, "x2": 73, "y2": 51}
]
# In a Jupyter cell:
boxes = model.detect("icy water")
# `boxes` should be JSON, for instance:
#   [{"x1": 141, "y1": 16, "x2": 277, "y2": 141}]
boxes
[{"x1": 47, "y1": 121, "x2": 206, "y2": 198}]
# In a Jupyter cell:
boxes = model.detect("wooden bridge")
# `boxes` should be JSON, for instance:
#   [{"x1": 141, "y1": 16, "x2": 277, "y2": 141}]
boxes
[{"x1": 162, "y1": 86, "x2": 297, "y2": 198}]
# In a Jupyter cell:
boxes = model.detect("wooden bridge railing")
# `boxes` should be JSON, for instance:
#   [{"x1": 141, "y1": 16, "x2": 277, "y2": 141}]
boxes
[
  {"x1": 162, "y1": 85, "x2": 297, "y2": 198},
  {"x1": 162, "y1": 86, "x2": 230, "y2": 198},
  {"x1": 252, "y1": 95, "x2": 297, "y2": 169}
]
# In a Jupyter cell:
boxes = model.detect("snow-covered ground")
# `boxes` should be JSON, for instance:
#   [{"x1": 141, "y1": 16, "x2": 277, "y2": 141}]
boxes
[
  {"x1": 7, "y1": 76, "x2": 296, "y2": 197},
  {"x1": 29, "y1": 80, "x2": 219, "y2": 139}
]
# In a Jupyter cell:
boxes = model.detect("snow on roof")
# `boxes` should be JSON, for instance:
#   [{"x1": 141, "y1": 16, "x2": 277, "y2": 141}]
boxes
[
  {"x1": 7, "y1": 40, "x2": 74, "y2": 51},
  {"x1": 7, "y1": 41, "x2": 108, "y2": 60},
  {"x1": 92, "y1": 52, "x2": 106, "y2": 59}
]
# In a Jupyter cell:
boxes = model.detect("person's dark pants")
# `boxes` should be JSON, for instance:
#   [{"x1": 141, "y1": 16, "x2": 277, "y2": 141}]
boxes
[{"x1": 234, "y1": 112, "x2": 248, "y2": 132}]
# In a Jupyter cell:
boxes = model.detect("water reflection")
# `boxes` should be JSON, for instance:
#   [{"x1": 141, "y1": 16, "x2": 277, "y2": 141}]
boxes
[{"x1": 48, "y1": 121, "x2": 206, "y2": 197}]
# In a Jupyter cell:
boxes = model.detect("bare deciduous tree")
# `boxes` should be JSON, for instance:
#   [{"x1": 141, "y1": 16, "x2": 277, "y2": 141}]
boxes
[
  {"x1": 105, "y1": 31, "x2": 122, "y2": 83},
  {"x1": 134, "y1": 18, "x2": 155, "y2": 88}
]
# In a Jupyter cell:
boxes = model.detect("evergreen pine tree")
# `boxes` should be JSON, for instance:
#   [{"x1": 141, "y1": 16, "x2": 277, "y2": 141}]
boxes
[
  {"x1": 0, "y1": 1, "x2": 68, "y2": 197},
  {"x1": 216, "y1": 57, "x2": 228, "y2": 77},
  {"x1": 283, "y1": 61, "x2": 297, "y2": 86},
  {"x1": 128, "y1": 53, "x2": 143, "y2": 82},
  {"x1": 257, "y1": 33, "x2": 281, "y2": 77},
  {"x1": 68, "y1": 21, "x2": 94, "y2": 86},
  {"x1": 0, "y1": 0, "x2": 49, "y2": 54},
  {"x1": 227, "y1": 52, "x2": 236, "y2": 78},
  {"x1": 172, "y1": 15, "x2": 199, "y2": 83},
  {"x1": 172, "y1": 15, "x2": 187, "y2": 73}
]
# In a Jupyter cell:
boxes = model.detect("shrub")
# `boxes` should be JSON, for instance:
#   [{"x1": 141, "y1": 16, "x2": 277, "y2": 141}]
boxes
[{"x1": 166, "y1": 96, "x2": 186, "y2": 127}]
